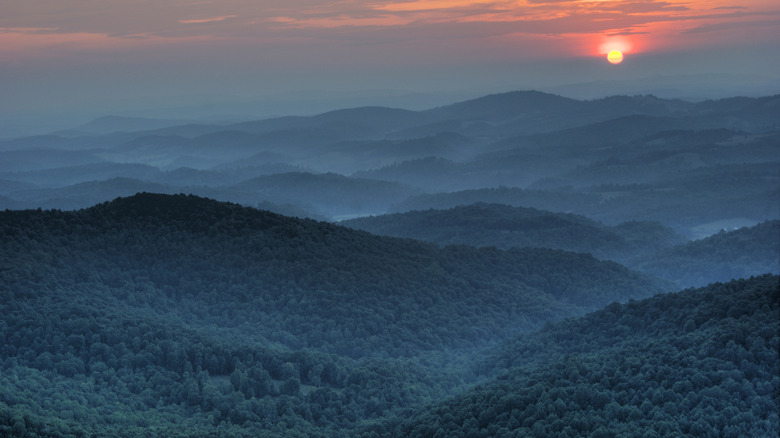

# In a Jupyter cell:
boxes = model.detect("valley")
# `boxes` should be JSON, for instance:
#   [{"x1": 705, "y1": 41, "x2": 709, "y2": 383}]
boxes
[{"x1": 0, "y1": 91, "x2": 778, "y2": 437}]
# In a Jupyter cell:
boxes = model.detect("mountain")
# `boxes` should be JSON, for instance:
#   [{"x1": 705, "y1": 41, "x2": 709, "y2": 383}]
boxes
[
  {"x1": 0, "y1": 149, "x2": 105, "y2": 173},
  {"x1": 424, "y1": 90, "x2": 583, "y2": 123},
  {"x1": 0, "y1": 178, "x2": 178, "y2": 211},
  {"x1": 342, "y1": 203, "x2": 686, "y2": 262},
  {"x1": 75, "y1": 115, "x2": 199, "y2": 134},
  {"x1": 360, "y1": 275, "x2": 780, "y2": 437},
  {"x1": 1, "y1": 91, "x2": 777, "y2": 229},
  {"x1": 0, "y1": 193, "x2": 670, "y2": 437},
  {"x1": 391, "y1": 162, "x2": 780, "y2": 238},
  {"x1": 630, "y1": 220, "x2": 780, "y2": 288},
  {"x1": 352, "y1": 157, "x2": 466, "y2": 191},
  {"x1": 223, "y1": 172, "x2": 424, "y2": 219},
  {"x1": 0, "y1": 162, "x2": 162, "y2": 188},
  {"x1": 0, "y1": 172, "x2": 421, "y2": 219},
  {"x1": 344, "y1": 204, "x2": 779, "y2": 288},
  {"x1": 225, "y1": 106, "x2": 422, "y2": 140},
  {"x1": 0, "y1": 179, "x2": 38, "y2": 195},
  {"x1": 543, "y1": 73, "x2": 780, "y2": 101}
]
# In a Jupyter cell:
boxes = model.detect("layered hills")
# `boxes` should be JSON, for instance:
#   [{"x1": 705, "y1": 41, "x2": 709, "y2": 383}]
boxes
[
  {"x1": 343, "y1": 204, "x2": 779, "y2": 288},
  {"x1": 343, "y1": 203, "x2": 686, "y2": 262},
  {"x1": 1, "y1": 89, "x2": 778, "y2": 436},
  {"x1": 1, "y1": 91, "x2": 777, "y2": 239}
]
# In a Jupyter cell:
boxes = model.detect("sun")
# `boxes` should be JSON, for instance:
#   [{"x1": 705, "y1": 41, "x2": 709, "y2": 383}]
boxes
[{"x1": 607, "y1": 50, "x2": 624, "y2": 64}]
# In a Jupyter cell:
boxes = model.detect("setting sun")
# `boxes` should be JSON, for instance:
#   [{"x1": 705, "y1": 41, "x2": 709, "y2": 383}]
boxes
[{"x1": 607, "y1": 50, "x2": 624, "y2": 64}]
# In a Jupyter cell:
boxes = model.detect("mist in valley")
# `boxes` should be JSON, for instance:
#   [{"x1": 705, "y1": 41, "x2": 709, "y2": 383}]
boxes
[{"x1": 1, "y1": 89, "x2": 778, "y2": 436}]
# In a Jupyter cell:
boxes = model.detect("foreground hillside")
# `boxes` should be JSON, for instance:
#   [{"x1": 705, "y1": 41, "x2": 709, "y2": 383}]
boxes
[
  {"x1": 362, "y1": 275, "x2": 779, "y2": 437},
  {"x1": 0, "y1": 194, "x2": 668, "y2": 437}
]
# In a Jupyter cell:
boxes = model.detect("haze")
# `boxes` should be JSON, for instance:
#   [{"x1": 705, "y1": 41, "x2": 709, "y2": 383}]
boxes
[{"x1": 2, "y1": 0, "x2": 779, "y2": 136}]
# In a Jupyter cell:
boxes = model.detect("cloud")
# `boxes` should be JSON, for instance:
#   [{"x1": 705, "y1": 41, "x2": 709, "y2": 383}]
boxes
[
  {"x1": 683, "y1": 18, "x2": 780, "y2": 34},
  {"x1": 270, "y1": 15, "x2": 411, "y2": 29},
  {"x1": 179, "y1": 15, "x2": 239, "y2": 24},
  {"x1": 2, "y1": 0, "x2": 778, "y2": 59},
  {"x1": 607, "y1": 29, "x2": 650, "y2": 36},
  {"x1": 0, "y1": 26, "x2": 213, "y2": 59},
  {"x1": 267, "y1": 0, "x2": 764, "y2": 37},
  {"x1": 372, "y1": 0, "x2": 506, "y2": 12}
]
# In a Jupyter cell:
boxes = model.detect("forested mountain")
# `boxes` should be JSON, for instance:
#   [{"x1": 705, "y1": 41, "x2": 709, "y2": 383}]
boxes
[
  {"x1": 0, "y1": 194, "x2": 669, "y2": 437},
  {"x1": 630, "y1": 220, "x2": 780, "y2": 288},
  {"x1": 391, "y1": 165, "x2": 779, "y2": 238},
  {"x1": 1, "y1": 91, "x2": 777, "y2": 231},
  {"x1": 0, "y1": 149, "x2": 105, "y2": 173},
  {"x1": 342, "y1": 203, "x2": 685, "y2": 262},
  {"x1": 0, "y1": 172, "x2": 419, "y2": 218},
  {"x1": 225, "y1": 172, "x2": 422, "y2": 218},
  {"x1": 2, "y1": 90, "x2": 778, "y2": 436},
  {"x1": 360, "y1": 275, "x2": 779, "y2": 437},
  {"x1": 342, "y1": 205, "x2": 779, "y2": 288}
]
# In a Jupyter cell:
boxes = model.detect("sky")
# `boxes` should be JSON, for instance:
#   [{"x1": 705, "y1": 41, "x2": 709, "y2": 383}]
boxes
[{"x1": 2, "y1": 0, "x2": 779, "y2": 133}]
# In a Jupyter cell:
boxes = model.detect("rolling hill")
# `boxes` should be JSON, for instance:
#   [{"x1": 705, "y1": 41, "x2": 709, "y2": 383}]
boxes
[
  {"x1": 360, "y1": 275, "x2": 779, "y2": 437},
  {"x1": 344, "y1": 204, "x2": 779, "y2": 288},
  {"x1": 630, "y1": 220, "x2": 780, "y2": 288},
  {"x1": 342, "y1": 203, "x2": 685, "y2": 262},
  {"x1": 1, "y1": 91, "x2": 778, "y2": 226},
  {"x1": 0, "y1": 194, "x2": 671, "y2": 437}
]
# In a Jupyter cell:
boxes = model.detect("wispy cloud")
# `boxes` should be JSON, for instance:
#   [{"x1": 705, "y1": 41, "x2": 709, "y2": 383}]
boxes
[
  {"x1": 179, "y1": 15, "x2": 239, "y2": 25},
  {"x1": 683, "y1": 17, "x2": 780, "y2": 33},
  {"x1": 372, "y1": 0, "x2": 505, "y2": 12},
  {"x1": 1, "y1": 0, "x2": 778, "y2": 58},
  {"x1": 0, "y1": 26, "x2": 212, "y2": 57},
  {"x1": 268, "y1": 0, "x2": 771, "y2": 37}
]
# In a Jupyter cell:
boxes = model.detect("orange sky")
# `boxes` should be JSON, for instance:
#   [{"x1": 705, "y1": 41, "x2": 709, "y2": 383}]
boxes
[
  {"x1": 2, "y1": 1, "x2": 778, "y2": 58},
  {"x1": 1, "y1": 0, "x2": 779, "y2": 127}
]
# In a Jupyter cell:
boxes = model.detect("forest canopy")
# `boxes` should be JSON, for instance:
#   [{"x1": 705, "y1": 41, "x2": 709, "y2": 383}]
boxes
[{"x1": 0, "y1": 193, "x2": 678, "y2": 437}]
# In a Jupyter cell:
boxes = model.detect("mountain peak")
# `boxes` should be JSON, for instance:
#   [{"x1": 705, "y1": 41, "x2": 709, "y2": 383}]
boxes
[{"x1": 427, "y1": 90, "x2": 581, "y2": 120}]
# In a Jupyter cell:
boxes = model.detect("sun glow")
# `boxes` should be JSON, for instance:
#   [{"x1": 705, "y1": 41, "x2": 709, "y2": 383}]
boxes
[{"x1": 607, "y1": 50, "x2": 623, "y2": 64}]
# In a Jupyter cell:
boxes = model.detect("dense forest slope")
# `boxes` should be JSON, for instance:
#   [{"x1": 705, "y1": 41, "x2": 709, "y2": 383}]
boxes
[
  {"x1": 630, "y1": 220, "x2": 780, "y2": 288},
  {"x1": 0, "y1": 194, "x2": 669, "y2": 437},
  {"x1": 343, "y1": 203, "x2": 685, "y2": 262},
  {"x1": 343, "y1": 205, "x2": 779, "y2": 288},
  {"x1": 361, "y1": 275, "x2": 780, "y2": 437}
]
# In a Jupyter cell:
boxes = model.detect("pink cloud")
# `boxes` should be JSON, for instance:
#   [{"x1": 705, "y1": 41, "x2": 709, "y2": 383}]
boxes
[
  {"x1": 0, "y1": 26, "x2": 215, "y2": 61},
  {"x1": 179, "y1": 15, "x2": 239, "y2": 24},
  {"x1": 372, "y1": 0, "x2": 505, "y2": 12},
  {"x1": 1, "y1": 0, "x2": 778, "y2": 61}
]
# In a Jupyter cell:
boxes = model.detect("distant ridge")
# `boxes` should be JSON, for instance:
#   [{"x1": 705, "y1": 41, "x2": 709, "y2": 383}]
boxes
[
  {"x1": 426, "y1": 90, "x2": 581, "y2": 121},
  {"x1": 76, "y1": 115, "x2": 197, "y2": 134},
  {"x1": 342, "y1": 202, "x2": 685, "y2": 261}
]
